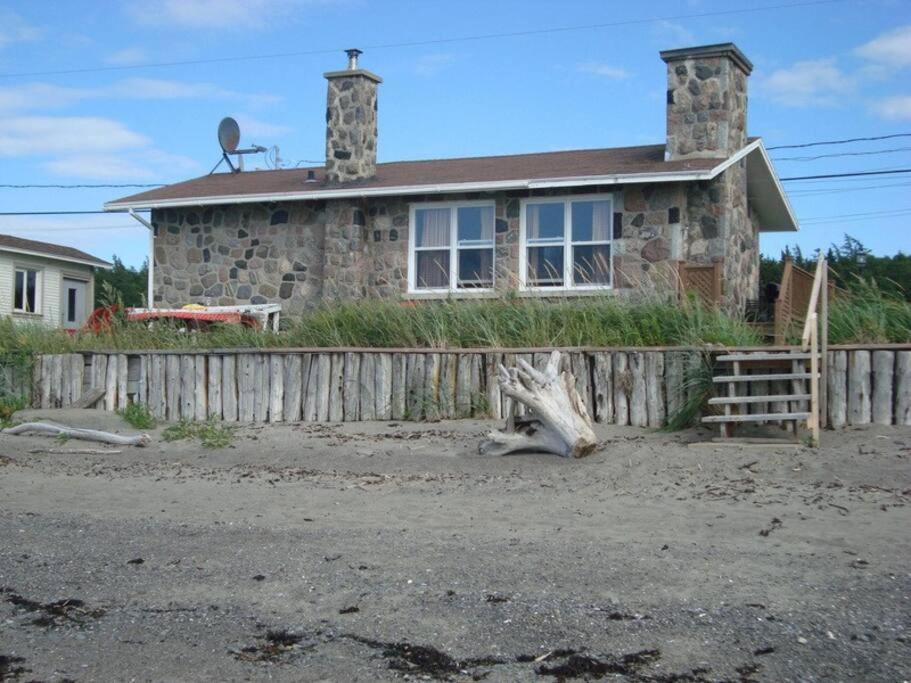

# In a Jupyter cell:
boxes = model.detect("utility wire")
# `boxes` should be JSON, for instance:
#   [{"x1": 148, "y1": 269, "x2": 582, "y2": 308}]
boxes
[
  {"x1": 780, "y1": 168, "x2": 911, "y2": 181},
  {"x1": 773, "y1": 147, "x2": 911, "y2": 162},
  {"x1": 0, "y1": 0, "x2": 845, "y2": 79},
  {"x1": 766, "y1": 133, "x2": 911, "y2": 150}
]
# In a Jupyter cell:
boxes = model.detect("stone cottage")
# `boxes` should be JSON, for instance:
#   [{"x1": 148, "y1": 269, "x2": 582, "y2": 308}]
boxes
[{"x1": 106, "y1": 43, "x2": 797, "y2": 317}]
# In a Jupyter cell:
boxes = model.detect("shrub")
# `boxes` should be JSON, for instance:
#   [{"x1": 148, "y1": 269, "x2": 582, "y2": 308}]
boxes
[{"x1": 119, "y1": 402, "x2": 157, "y2": 430}]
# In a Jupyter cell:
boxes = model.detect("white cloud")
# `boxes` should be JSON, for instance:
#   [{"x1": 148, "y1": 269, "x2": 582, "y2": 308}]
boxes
[
  {"x1": 653, "y1": 20, "x2": 695, "y2": 46},
  {"x1": 234, "y1": 115, "x2": 292, "y2": 137},
  {"x1": 106, "y1": 47, "x2": 148, "y2": 66},
  {"x1": 577, "y1": 62, "x2": 631, "y2": 79},
  {"x1": 127, "y1": 0, "x2": 315, "y2": 30},
  {"x1": 0, "y1": 78, "x2": 281, "y2": 114},
  {"x1": 856, "y1": 25, "x2": 911, "y2": 68},
  {"x1": 413, "y1": 54, "x2": 455, "y2": 77},
  {"x1": 0, "y1": 8, "x2": 42, "y2": 48},
  {"x1": 872, "y1": 95, "x2": 911, "y2": 120},
  {"x1": 761, "y1": 58, "x2": 854, "y2": 107},
  {"x1": 0, "y1": 116, "x2": 150, "y2": 156}
]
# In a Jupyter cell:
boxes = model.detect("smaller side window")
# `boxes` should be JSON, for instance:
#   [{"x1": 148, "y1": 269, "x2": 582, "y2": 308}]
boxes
[{"x1": 14, "y1": 268, "x2": 40, "y2": 313}]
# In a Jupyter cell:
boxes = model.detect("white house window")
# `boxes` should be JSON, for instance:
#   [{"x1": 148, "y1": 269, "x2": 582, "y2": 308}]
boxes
[
  {"x1": 410, "y1": 202, "x2": 495, "y2": 292},
  {"x1": 522, "y1": 196, "x2": 612, "y2": 289},
  {"x1": 13, "y1": 268, "x2": 40, "y2": 313}
]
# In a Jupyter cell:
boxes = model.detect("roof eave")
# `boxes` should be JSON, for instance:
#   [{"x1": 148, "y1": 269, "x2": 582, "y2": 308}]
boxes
[
  {"x1": 104, "y1": 168, "x2": 722, "y2": 211},
  {"x1": 0, "y1": 246, "x2": 112, "y2": 269}
]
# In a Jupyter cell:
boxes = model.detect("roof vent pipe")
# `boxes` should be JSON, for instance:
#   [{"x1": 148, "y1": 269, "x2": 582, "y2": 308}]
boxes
[
  {"x1": 346, "y1": 48, "x2": 362, "y2": 70},
  {"x1": 306, "y1": 169, "x2": 317, "y2": 182}
]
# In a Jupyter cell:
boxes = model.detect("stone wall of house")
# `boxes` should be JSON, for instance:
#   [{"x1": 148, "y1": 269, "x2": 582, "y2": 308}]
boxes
[
  {"x1": 151, "y1": 178, "x2": 757, "y2": 317},
  {"x1": 151, "y1": 203, "x2": 326, "y2": 317}
]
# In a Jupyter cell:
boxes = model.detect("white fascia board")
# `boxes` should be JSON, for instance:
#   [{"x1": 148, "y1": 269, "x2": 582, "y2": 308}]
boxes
[
  {"x1": 104, "y1": 169, "x2": 718, "y2": 211},
  {"x1": 0, "y1": 246, "x2": 112, "y2": 269}
]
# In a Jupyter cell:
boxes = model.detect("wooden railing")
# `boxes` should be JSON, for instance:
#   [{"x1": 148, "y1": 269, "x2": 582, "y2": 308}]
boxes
[
  {"x1": 678, "y1": 258, "x2": 723, "y2": 306},
  {"x1": 800, "y1": 254, "x2": 829, "y2": 444},
  {"x1": 773, "y1": 257, "x2": 836, "y2": 344}
]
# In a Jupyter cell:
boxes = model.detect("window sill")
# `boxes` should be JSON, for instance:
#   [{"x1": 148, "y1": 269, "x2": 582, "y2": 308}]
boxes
[
  {"x1": 12, "y1": 310, "x2": 43, "y2": 318},
  {"x1": 404, "y1": 290, "x2": 499, "y2": 301},
  {"x1": 516, "y1": 287, "x2": 616, "y2": 299}
]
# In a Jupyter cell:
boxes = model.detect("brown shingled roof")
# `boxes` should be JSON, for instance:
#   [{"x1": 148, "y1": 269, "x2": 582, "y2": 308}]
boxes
[
  {"x1": 108, "y1": 144, "x2": 726, "y2": 208},
  {"x1": 0, "y1": 234, "x2": 111, "y2": 268}
]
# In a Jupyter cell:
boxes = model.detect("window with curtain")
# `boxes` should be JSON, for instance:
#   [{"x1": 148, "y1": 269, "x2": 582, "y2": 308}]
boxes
[
  {"x1": 411, "y1": 203, "x2": 495, "y2": 291},
  {"x1": 14, "y1": 268, "x2": 40, "y2": 313},
  {"x1": 523, "y1": 196, "x2": 612, "y2": 289}
]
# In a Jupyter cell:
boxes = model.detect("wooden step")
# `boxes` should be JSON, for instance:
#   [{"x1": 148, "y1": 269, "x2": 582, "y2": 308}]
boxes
[
  {"x1": 702, "y1": 412, "x2": 810, "y2": 424},
  {"x1": 708, "y1": 393, "x2": 811, "y2": 405},
  {"x1": 716, "y1": 352, "x2": 813, "y2": 362},
  {"x1": 713, "y1": 372, "x2": 815, "y2": 383}
]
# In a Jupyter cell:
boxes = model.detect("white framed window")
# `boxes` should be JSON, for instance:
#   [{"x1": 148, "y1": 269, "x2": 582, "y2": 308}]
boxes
[
  {"x1": 519, "y1": 194, "x2": 613, "y2": 290},
  {"x1": 13, "y1": 267, "x2": 41, "y2": 314},
  {"x1": 408, "y1": 201, "x2": 495, "y2": 293}
]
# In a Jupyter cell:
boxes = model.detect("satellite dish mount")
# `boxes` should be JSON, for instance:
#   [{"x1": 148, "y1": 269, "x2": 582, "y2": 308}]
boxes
[{"x1": 211, "y1": 117, "x2": 267, "y2": 174}]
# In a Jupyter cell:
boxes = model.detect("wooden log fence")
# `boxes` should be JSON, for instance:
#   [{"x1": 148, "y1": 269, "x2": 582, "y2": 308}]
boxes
[{"x1": 22, "y1": 346, "x2": 911, "y2": 428}]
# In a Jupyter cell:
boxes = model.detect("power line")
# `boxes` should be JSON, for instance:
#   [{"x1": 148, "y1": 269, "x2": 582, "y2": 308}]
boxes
[
  {"x1": 800, "y1": 206, "x2": 911, "y2": 223},
  {"x1": 780, "y1": 168, "x2": 911, "y2": 181},
  {"x1": 788, "y1": 181, "x2": 911, "y2": 196},
  {"x1": 773, "y1": 147, "x2": 911, "y2": 163},
  {"x1": 766, "y1": 133, "x2": 911, "y2": 151},
  {"x1": 0, "y1": 183, "x2": 163, "y2": 189},
  {"x1": 0, "y1": 0, "x2": 845, "y2": 79}
]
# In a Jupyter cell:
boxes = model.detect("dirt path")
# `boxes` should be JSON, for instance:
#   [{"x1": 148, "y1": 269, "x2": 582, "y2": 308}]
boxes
[{"x1": 1, "y1": 412, "x2": 908, "y2": 681}]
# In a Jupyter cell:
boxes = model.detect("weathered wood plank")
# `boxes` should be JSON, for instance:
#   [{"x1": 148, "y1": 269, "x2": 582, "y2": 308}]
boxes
[
  {"x1": 438, "y1": 353, "x2": 457, "y2": 420},
  {"x1": 207, "y1": 355, "x2": 222, "y2": 419},
  {"x1": 104, "y1": 354, "x2": 118, "y2": 412},
  {"x1": 317, "y1": 354, "x2": 332, "y2": 421},
  {"x1": 591, "y1": 352, "x2": 613, "y2": 424},
  {"x1": 375, "y1": 353, "x2": 392, "y2": 420},
  {"x1": 116, "y1": 354, "x2": 129, "y2": 411},
  {"x1": 359, "y1": 353, "x2": 376, "y2": 421},
  {"x1": 252, "y1": 354, "x2": 270, "y2": 422},
  {"x1": 871, "y1": 350, "x2": 894, "y2": 425},
  {"x1": 406, "y1": 353, "x2": 426, "y2": 420},
  {"x1": 390, "y1": 353, "x2": 407, "y2": 420},
  {"x1": 328, "y1": 353, "x2": 344, "y2": 421},
  {"x1": 612, "y1": 352, "x2": 629, "y2": 427},
  {"x1": 455, "y1": 354, "x2": 472, "y2": 419},
  {"x1": 194, "y1": 356, "x2": 207, "y2": 420},
  {"x1": 221, "y1": 355, "x2": 238, "y2": 422},
  {"x1": 664, "y1": 352, "x2": 684, "y2": 422},
  {"x1": 827, "y1": 351, "x2": 847, "y2": 428},
  {"x1": 51, "y1": 354, "x2": 63, "y2": 409},
  {"x1": 343, "y1": 352, "x2": 361, "y2": 421},
  {"x1": 138, "y1": 355, "x2": 148, "y2": 408},
  {"x1": 269, "y1": 354, "x2": 284, "y2": 423},
  {"x1": 282, "y1": 354, "x2": 302, "y2": 422},
  {"x1": 180, "y1": 354, "x2": 194, "y2": 420},
  {"x1": 470, "y1": 353, "x2": 483, "y2": 416},
  {"x1": 302, "y1": 353, "x2": 324, "y2": 422},
  {"x1": 424, "y1": 353, "x2": 441, "y2": 421},
  {"x1": 149, "y1": 355, "x2": 164, "y2": 419},
  {"x1": 895, "y1": 351, "x2": 911, "y2": 426},
  {"x1": 485, "y1": 353, "x2": 502, "y2": 420},
  {"x1": 570, "y1": 353, "x2": 592, "y2": 420},
  {"x1": 237, "y1": 353, "x2": 256, "y2": 422},
  {"x1": 629, "y1": 352, "x2": 648, "y2": 427},
  {"x1": 165, "y1": 354, "x2": 180, "y2": 421},
  {"x1": 645, "y1": 351, "x2": 666, "y2": 427},
  {"x1": 847, "y1": 350, "x2": 871, "y2": 425}
]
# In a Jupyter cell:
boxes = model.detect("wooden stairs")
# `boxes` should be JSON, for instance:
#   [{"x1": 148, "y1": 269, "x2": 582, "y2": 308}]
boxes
[{"x1": 702, "y1": 351, "x2": 819, "y2": 441}]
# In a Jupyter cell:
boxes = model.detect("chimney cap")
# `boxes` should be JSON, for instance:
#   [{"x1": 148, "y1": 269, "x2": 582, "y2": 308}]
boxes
[
  {"x1": 659, "y1": 42, "x2": 753, "y2": 75},
  {"x1": 324, "y1": 48, "x2": 383, "y2": 83},
  {"x1": 345, "y1": 48, "x2": 363, "y2": 70}
]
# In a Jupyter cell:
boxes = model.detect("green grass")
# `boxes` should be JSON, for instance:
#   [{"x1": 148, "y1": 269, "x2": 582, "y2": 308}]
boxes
[
  {"x1": 0, "y1": 395, "x2": 27, "y2": 428},
  {"x1": 0, "y1": 284, "x2": 907, "y2": 358},
  {"x1": 119, "y1": 402, "x2": 157, "y2": 430},
  {"x1": 162, "y1": 418, "x2": 234, "y2": 448}
]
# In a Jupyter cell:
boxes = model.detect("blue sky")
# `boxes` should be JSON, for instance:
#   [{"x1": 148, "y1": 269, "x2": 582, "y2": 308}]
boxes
[{"x1": 1, "y1": 0, "x2": 909, "y2": 268}]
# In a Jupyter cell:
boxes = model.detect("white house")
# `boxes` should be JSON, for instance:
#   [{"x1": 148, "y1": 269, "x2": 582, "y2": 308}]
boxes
[{"x1": 0, "y1": 234, "x2": 111, "y2": 329}]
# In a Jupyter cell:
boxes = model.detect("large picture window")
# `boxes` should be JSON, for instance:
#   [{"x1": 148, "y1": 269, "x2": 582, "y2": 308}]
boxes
[
  {"x1": 410, "y1": 202, "x2": 495, "y2": 292},
  {"x1": 521, "y1": 196, "x2": 612, "y2": 289},
  {"x1": 14, "y1": 268, "x2": 40, "y2": 313}
]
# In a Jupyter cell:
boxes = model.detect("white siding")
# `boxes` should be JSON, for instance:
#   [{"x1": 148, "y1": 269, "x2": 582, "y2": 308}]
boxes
[{"x1": 0, "y1": 252, "x2": 95, "y2": 327}]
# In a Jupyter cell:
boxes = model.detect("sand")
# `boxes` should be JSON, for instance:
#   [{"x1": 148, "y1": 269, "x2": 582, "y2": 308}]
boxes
[{"x1": 1, "y1": 409, "x2": 908, "y2": 681}]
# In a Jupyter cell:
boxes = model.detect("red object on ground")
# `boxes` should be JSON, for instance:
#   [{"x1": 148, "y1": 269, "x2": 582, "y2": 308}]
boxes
[
  {"x1": 84, "y1": 305, "x2": 123, "y2": 333},
  {"x1": 126, "y1": 309, "x2": 259, "y2": 328}
]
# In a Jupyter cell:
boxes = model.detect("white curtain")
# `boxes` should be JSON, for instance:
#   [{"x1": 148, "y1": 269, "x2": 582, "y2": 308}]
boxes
[
  {"x1": 526, "y1": 204, "x2": 542, "y2": 241},
  {"x1": 417, "y1": 208, "x2": 450, "y2": 247},
  {"x1": 591, "y1": 201, "x2": 611, "y2": 242},
  {"x1": 479, "y1": 206, "x2": 494, "y2": 242}
]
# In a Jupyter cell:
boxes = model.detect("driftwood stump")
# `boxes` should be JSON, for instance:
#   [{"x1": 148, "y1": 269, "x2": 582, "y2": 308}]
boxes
[{"x1": 479, "y1": 351, "x2": 598, "y2": 458}]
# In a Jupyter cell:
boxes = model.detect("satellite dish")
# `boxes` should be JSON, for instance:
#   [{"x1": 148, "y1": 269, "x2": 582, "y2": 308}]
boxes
[{"x1": 217, "y1": 117, "x2": 241, "y2": 154}]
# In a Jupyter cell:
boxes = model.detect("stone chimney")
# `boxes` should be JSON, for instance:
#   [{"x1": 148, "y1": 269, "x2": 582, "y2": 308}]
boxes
[
  {"x1": 324, "y1": 48, "x2": 381, "y2": 183},
  {"x1": 660, "y1": 43, "x2": 752, "y2": 160}
]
